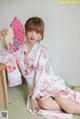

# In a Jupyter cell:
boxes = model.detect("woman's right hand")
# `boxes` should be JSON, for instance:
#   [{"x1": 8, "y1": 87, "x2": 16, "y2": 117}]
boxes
[{"x1": 0, "y1": 29, "x2": 8, "y2": 40}]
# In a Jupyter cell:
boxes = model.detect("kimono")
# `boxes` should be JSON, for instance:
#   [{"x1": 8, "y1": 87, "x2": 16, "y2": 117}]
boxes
[
  {"x1": 0, "y1": 41, "x2": 80, "y2": 119},
  {"x1": 0, "y1": 48, "x2": 22, "y2": 87},
  {"x1": 15, "y1": 42, "x2": 80, "y2": 101}
]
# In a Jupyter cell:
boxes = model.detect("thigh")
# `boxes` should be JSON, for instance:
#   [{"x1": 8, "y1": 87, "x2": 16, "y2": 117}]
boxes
[
  {"x1": 55, "y1": 95, "x2": 80, "y2": 114},
  {"x1": 38, "y1": 97, "x2": 61, "y2": 111}
]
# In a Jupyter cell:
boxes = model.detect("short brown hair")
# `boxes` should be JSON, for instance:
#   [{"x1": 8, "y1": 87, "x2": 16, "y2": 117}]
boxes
[{"x1": 25, "y1": 17, "x2": 45, "y2": 40}]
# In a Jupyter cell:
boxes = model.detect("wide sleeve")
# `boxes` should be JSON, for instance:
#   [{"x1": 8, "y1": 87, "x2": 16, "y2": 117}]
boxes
[
  {"x1": 31, "y1": 47, "x2": 52, "y2": 100},
  {"x1": 14, "y1": 46, "x2": 22, "y2": 61},
  {"x1": 0, "y1": 48, "x2": 22, "y2": 87}
]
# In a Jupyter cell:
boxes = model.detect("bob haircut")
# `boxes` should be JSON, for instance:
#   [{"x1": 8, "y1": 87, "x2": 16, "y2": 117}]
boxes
[{"x1": 25, "y1": 17, "x2": 45, "y2": 40}]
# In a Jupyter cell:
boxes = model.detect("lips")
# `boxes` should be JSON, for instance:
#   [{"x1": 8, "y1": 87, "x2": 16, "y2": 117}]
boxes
[{"x1": 30, "y1": 38, "x2": 34, "y2": 40}]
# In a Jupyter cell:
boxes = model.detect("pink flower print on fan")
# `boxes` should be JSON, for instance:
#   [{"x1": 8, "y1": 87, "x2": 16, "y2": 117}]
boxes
[
  {"x1": 9, "y1": 43, "x2": 19, "y2": 52},
  {"x1": 10, "y1": 17, "x2": 25, "y2": 52},
  {"x1": 10, "y1": 17, "x2": 25, "y2": 43}
]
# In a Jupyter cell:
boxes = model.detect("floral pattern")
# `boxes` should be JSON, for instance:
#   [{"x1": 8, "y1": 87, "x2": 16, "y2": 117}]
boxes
[{"x1": 0, "y1": 42, "x2": 80, "y2": 118}]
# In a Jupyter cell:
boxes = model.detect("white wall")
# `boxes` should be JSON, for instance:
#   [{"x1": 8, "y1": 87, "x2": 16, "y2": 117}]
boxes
[{"x1": 0, "y1": 0, "x2": 80, "y2": 86}]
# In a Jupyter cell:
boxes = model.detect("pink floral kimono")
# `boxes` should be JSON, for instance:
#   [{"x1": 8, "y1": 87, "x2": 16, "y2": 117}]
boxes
[
  {"x1": 0, "y1": 42, "x2": 80, "y2": 119},
  {"x1": 0, "y1": 48, "x2": 22, "y2": 87}
]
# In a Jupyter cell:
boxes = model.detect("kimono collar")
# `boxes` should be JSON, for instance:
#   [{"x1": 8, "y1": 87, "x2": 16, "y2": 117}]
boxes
[{"x1": 26, "y1": 41, "x2": 40, "y2": 56}]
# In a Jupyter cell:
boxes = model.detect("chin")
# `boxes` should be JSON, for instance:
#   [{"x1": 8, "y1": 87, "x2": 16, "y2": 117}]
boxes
[
  {"x1": 29, "y1": 42, "x2": 35, "y2": 45},
  {"x1": 30, "y1": 41, "x2": 36, "y2": 44}
]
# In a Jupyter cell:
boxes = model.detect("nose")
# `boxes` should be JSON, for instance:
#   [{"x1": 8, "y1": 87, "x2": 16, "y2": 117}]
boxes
[{"x1": 31, "y1": 31, "x2": 36, "y2": 36}]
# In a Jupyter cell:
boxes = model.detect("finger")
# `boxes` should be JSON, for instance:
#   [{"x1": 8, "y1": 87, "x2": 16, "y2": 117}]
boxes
[
  {"x1": 35, "y1": 107, "x2": 39, "y2": 112},
  {"x1": 1, "y1": 29, "x2": 8, "y2": 36},
  {"x1": 34, "y1": 106, "x2": 40, "y2": 112}
]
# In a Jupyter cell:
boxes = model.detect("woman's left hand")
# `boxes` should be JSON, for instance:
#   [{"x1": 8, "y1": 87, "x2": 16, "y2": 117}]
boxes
[{"x1": 30, "y1": 99, "x2": 40, "y2": 112}]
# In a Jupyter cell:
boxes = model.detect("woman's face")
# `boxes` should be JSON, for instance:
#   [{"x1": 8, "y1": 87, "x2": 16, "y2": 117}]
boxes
[{"x1": 26, "y1": 30, "x2": 42, "y2": 45}]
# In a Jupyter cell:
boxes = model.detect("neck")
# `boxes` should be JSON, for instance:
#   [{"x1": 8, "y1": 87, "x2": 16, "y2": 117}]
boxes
[{"x1": 26, "y1": 42, "x2": 34, "y2": 53}]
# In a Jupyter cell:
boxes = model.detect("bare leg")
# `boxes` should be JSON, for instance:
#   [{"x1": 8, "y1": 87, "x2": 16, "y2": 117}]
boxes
[
  {"x1": 55, "y1": 95, "x2": 80, "y2": 114},
  {"x1": 38, "y1": 97, "x2": 61, "y2": 111}
]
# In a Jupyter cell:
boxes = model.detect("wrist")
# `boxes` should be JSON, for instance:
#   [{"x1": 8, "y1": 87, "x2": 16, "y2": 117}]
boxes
[{"x1": 0, "y1": 33, "x2": 3, "y2": 40}]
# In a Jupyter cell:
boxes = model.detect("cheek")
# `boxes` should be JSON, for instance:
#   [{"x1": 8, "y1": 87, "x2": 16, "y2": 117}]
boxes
[
  {"x1": 27, "y1": 34, "x2": 31, "y2": 39},
  {"x1": 36, "y1": 35, "x2": 39, "y2": 39}
]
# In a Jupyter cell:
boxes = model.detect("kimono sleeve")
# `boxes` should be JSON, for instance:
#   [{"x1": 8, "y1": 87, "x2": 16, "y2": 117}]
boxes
[
  {"x1": 0, "y1": 49, "x2": 7, "y2": 63},
  {"x1": 0, "y1": 48, "x2": 22, "y2": 87},
  {"x1": 32, "y1": 47, "x2": 51, "y2": 100},
  {"x1": 14, "y1": 45, "x2": 24, "y2": 65}
]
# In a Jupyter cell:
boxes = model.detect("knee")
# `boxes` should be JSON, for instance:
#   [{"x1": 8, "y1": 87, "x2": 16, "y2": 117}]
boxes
[{"x1": 63, "y1": 106, "x2": 75, "y2": 114}]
